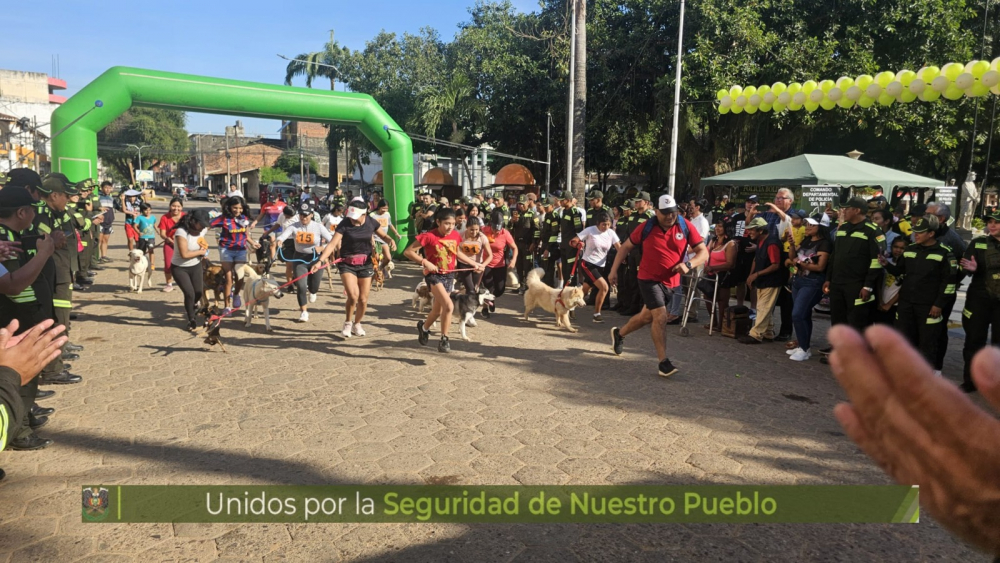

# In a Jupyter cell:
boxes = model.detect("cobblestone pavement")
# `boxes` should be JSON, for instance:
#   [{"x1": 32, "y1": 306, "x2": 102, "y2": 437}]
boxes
[{"x1": 0, "y1": 201, "x2": 989, "y2": 562}]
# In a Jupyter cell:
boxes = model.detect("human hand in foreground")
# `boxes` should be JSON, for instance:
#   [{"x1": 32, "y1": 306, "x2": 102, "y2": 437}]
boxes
[
  {"x1": 829, "y1": 324, "x2": 1000, "y2": 556},
  {"x1": 0, "y1": 319, "x2": 68, "y2": 385}
]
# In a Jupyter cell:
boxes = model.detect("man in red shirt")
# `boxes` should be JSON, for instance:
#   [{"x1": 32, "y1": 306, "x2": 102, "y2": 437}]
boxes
[{"x1": 609, "y1": 194, "x2": 709, "y2": 377}]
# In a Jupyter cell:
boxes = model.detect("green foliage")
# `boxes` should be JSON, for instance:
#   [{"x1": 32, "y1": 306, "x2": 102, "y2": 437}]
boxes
[
  {"x1": 97, "y1": 107, "x2": 189, "y2": 182},
  {"x1": 260, "y1": 166, "x2": 290, "y2": 184},
  {"x1": 274, "y1": 151, "x2": 318, "y2": 176},
  {"x1": 973, "y1": 217, "x2": 986, "y2": 230}
]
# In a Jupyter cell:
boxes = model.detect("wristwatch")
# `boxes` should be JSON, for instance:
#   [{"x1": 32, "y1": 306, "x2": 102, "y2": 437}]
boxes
[{"x1": 684, "y1": 261, "x2": 692, "y2": 270}]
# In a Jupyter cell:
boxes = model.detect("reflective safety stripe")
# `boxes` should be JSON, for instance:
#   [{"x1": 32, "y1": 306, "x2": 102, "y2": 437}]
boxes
[
  {"x1": 926, "y1": 316, "x2": 944, "y2": 324},
  {"x1": 81, "y1": 241, "x2": 88, "y2": 247},
  {"x1": 977, "y1": 243, "x2": 988, "y2": 250},
  {"x1": 854, "y1": 296, "x2": 875, "y2": 305},
  {"x1": 904, "y1": 252, "x2": 917, "y2": 258},
  {"x1": 851, "y1": 232, "x2": 869, "y2": 240},
  {"x1": 925, "y1": 254, "x2": 943, "y2": 262},
  {"x1": 37, "y1": 223, "x2": 51, "y2": 234},
  {"x1": 869, "y1": 259, "x2": 881, "y2": 267},
  {"x1": 53, "y1": 299, "x2": 72, "y2": 308},
  {"x1": 0, "y1": 404, "x2": 8, "y2": 452},
  {"x1": 946, "y1": 284, "x2": 957, "y2": 294},
  {"x1": 836, "y1": 230, "x2": 847, "y2": 237},
  {"x1": 964, "y1": 308, "x2": 973, "y2": 319}
]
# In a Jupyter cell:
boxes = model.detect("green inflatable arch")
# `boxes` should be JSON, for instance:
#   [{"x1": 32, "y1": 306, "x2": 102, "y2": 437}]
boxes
[{"x1": 50, "y1": 66, "x2": 414, "y2": 249}]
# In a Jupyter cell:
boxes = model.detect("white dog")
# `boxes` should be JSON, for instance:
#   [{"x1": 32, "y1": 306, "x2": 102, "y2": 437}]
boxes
[
  {"x1": 128, "y1": 249, "x2": 151, "y2": 293},
  {"x1": 241, "y1": 265, "x2": 284, "y2": 332},
  {"x1": 522, "y1": 267, "x2": 587, "y2": 332},
  {"x1": 412, "y1": 281, "x2": 432, "y2": 313}
]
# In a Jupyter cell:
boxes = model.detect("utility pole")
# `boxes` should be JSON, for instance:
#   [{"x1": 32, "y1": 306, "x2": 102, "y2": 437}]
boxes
[
  {"x1": 667, "y1": 0, "x2": 686, "y2": 198},
  {"x1": 571, "y1": 0, "x2": 587, "y2": 201},
  {"x1": 224, "y1": 127, "x2": 232, "y2": 189},
  {"x1": 565, "y1": 0, "x2": 576, "y2": 197},
  {"x1": 546, "y1": 112, "x2": 552, "y2": 194},
  {"x1": 299, "y1": 132, "x2": 305, "y2": 188},
  {"x1": 235, "y1": 123, "x2": 241, "y2": 191}
]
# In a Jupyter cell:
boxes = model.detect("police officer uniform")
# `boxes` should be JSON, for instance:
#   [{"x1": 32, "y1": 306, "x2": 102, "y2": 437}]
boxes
[
  {"x1": 585, "y1": 191, "x2": 608, "y2": 228},
  {"x1": 617, "y1": 192, "x2": 655, "y2": 315},
  {"x1": 558, "y1": 198, "x2": 586, "y2": 286},
  {"x1": 826, "y1": 198, "x2": 884, "y2": 331},
  {"x1": 511, "y1": 196, "x2": 540, "y2": 291},
  {"x1": 539, "y1": 198, "x2": 562, "y2": 286},
  {"x1": 33, "y1": 174, "x2": 84, "y2": 380},
  {"x1": 959, "y1": 210, "x2": 1000, "y2": 392},
  {"x1": 71, "y1": 183, "x2": 96, "y2": 286},
  {"x1": 883, "y1": 218, "x2": 956, "y2": 368}
]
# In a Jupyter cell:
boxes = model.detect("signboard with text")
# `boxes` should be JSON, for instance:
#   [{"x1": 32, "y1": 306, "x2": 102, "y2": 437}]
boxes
[
  {"x1": 933, "y1": 186, "x2": 957, "y2": 208},
  {"x1": 801, "y1": 185, "x2": 840, "y2": 212},
  {"x1": 135, "y1": 170, "x2": 154, "y2": 182}
]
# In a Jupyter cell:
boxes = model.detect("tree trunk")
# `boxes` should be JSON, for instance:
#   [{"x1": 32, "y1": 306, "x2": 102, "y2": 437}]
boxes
[{"x1": 571, "y1": 0, "x2": 587, "y2": 202}]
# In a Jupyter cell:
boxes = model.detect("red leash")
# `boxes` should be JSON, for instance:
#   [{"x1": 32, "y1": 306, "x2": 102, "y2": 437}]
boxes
[
  {"x1": 207, "y1": 258, "x2": 342, "y2": 326},
  {"x1": 567, "y1": 246, "x2": 583, "y2": 284}
]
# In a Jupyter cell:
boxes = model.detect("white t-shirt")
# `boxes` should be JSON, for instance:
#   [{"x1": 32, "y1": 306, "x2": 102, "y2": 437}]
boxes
[
  {"x1": 277, "y1": 221, "x2": 333, "y2": 254},
  {"x1": 173, "y1": 227, "x2": 209, "y2": 268},
  {"x1": 689, "y1": 214, "x2": 711, "y2": 240},
  {"x1": 577, "y1": 226, "x2": 621, "y2": 267},
  {"x1": 369, "y1": 212, "x2": 392, "y2": 244},
  {"x1": 323, "y1": 214, "x2": 344, "y2": 231}
]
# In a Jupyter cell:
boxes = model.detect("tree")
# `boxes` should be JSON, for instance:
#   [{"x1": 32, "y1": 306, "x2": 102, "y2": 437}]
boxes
[
  {"x1": 274, "y1": 151, "x2": 317, "y2": 178},
  {"x1": 418, "y1": 71, "x2": 486, "y2": 186},
  {"x1": 97, "y1": 108, "x2": 189, "y2": 183},
  {"x1": 260, "y1": 166, "x2": 289, "y2": 184}
]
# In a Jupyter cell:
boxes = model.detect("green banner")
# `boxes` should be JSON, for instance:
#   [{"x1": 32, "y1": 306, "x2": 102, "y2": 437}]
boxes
[{"x1": 82, "y1": 485, "x2": 918, "y2": 524}]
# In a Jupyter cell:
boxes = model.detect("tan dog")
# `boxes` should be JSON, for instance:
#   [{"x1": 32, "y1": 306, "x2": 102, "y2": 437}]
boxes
[
  {"x1": 522, "y1": 267, "x2": 587, "y2": 332},
  {"x1": 200, "y1": 257, "x2": 226, "y2": 312},
  {"x1": 241, "y1": 264, "x2": 284, "y2": 332},
  {"x1": 411, "y1": 281, "x2": 432, "y2": 313}
]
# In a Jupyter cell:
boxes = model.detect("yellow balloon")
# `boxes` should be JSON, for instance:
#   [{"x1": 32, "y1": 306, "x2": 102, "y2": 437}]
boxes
[
  {"x1": 772, "y1": 101, "x2": 787, "y2": 112},
  {"x1": 759, "y1": 103, "x2": 773, "y2": 112},
  {"x1": 745, "y1": 105, "x2": 758, "y2": 114},
  {"x1": 731, "y1": 105, "x2": 744, "y2": 114},
  {"x1": 878, "y1": 93, "x2": 895, "y2": 106},
  {"x1": 804, "y1": 101, "x2": 819, "y2": 112},
  {"x1": 837, "y1": 98, "x2": 856, "y2": 109},
  {"x1": 802, "y1": 80, "x2": 818, "y2": 93},
  {"x1": 730, "y1": 85, "x2": 743, "y2": 97},
  {"x1": 900, "y1": 91, "x2": 917, "y2": 103},
  {"x1": 899, "y1": 70, "x2": 917, "y2": 86},
  {"x1": 920, "y1": 89, "x2": 941, "y2": 102},
  {"x1": 771, "y1": 82, "x2": 788, "y2": 94},
  {"x1": 819, "y1": 79, "x2": 835, "y2": 92},
  {"x1": 969, "y1": 82, "x2": 990, "y2": 97},
  {"x1": 717, "y1": 89, "x2": 729, "y2": 101},
  {"x1": 820, "y1": 99, "x2": 836, "y2": 110},
  {"x1": 943, "y1": 85, "x2": 964, "y2": 100},
  {"x1": 837, "y1": 76, "x2": 855, "y2": 90},
  {"x1": 920, "y1": 66, "x2": 941, "y2": 82},
  {"x1": 787, "y1": 82, "x2": 803, "y2": 94},
  {"x1": 787, "y1": 102, "x2": 803, "y2": 111},
  {"x1": 758, "y1": 84, "x2": 771, "y2": 94},
  {"x1": 744, "y1": 85, "x2": 757, "y2": 97},
  {"x1": 856, "y1": 74, "x2": 874, "y2": 89},
  {"x1": 858, "y1": 96, "x2": 875, "y2": 108},
  {"x1": 943, "y1": 62, "x2": 963, "y2": 81},
  {"x1": 973, "y1": 60, "x2": 991, "y2": 78},
  {"x1": 719, "y1": 105, "x2": 731, "y2": 115},
  {"x1": 877, "y1": 71, "x2": 894, "y2": 87}
]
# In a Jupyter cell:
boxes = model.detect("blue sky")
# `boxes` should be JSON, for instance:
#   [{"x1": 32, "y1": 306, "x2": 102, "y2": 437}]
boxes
[{"x1": 1, "y1": 0, "x2": 539, "y2": 136}]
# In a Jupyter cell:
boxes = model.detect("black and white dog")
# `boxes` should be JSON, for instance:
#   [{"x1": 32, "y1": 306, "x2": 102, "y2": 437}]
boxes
[{"x1": 451, "y1": 288, "x2": 496, "y2": 341}]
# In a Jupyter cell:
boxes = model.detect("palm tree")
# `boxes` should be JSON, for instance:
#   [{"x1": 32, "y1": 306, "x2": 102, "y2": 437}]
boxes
[
  {"x1": 284, "y1": 40, "x2": 350, "y2": 186},
  {"x1": 418, "y1": 72, "x2": 485, "y2": 188}
]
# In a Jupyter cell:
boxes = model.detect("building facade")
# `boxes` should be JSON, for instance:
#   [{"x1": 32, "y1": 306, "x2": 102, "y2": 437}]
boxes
[{"x1": 0, "y1": 69, "x2": 67, "y2": 173}]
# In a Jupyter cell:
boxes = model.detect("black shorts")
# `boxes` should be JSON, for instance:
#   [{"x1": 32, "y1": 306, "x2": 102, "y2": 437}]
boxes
[
  {"x1": 424, "y1": 273, "x2": 455, "y2": 293},
  {"x1": 136, "y1": 238, "x2": 154, "y2": 253},
  {"x1": 100, "y1": 225, "x2": 114, "y2": 235},
  {"x1": 577, "y1": 260, "x2": 604, "y2": 285},
  {"x1": 638, "y1": 279, "x2": 677, "y2": 310},
  {"x1": 338, "y1": 262, "x2": 374, "y2": 278}
]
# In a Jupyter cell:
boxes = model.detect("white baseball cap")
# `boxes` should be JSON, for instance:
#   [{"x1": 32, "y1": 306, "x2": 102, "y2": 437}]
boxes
[
  {"x1": 657, "y1": 194, "x2": 678, "y2": 212},
  {"x1": 804, "y1": 217, "x2": 820, "y2": 226},
  {"x1": 345, "y1": 203, "x2": 366, "y2": 220}
]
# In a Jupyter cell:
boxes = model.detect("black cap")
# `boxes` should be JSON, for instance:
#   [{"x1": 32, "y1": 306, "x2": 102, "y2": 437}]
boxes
[
  {"x1": 189, "y1": 208, "x2": 211, "y2": 228},
  {"x1": 631, "y1": 191, "x2": 651, "y2": 203},
  {"x1": 6, "y1": 168, "x2": 43, "y2": 190},
  {"x1": 0, "y1": 186, "x2": 36, "y2": 209},
  {"x1": 747, "y1": 195, "x2": 759, "y2": 203},
  {"x1": 39, "y1": 173, "x2": 80, "y2": 195},
  {"x1": 910, "y1": 217, "x2": 935, "y2": 233},
  {"x1": 298, "y1": 200, "x2": 315, "y2": 215},
  {"x1": 844, "y1": 196, "x2": 868, "y2": 211}
]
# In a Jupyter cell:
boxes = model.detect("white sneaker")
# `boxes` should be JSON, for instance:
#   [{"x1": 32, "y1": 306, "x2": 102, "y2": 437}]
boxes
[
  {"x1": 297, "y1": 310, "x2": 309, "y2": 323},
  {"x1": 309, "y1": 292, "x2": 317, "y2": 303},
  {"x1": 342, "y1": 321, "x2": 353, "y2": 338},
  {"x1": 786, "y1": 347, "x2": 803, "y2": 356},
  {"x1": 790, "y1": 349, "x2": 812, "y2": 362},
  {"x1": 352, "y1": 322, "x2": 366, "y2": 336}
]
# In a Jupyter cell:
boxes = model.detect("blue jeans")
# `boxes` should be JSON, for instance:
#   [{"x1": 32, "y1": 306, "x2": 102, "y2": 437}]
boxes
[{"x1": 791, "y1": 274, "x2": 826, "y2": 351}]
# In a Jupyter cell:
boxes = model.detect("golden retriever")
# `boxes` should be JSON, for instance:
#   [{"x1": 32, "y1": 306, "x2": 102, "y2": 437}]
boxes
[{"x1": 522, "y1": 268, "x2": 587, "y2": 332}]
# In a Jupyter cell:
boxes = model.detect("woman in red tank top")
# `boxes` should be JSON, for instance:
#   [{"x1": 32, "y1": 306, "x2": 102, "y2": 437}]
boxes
[{"x1": 698, "y1": 219, "x2": 737, "y2": 329}]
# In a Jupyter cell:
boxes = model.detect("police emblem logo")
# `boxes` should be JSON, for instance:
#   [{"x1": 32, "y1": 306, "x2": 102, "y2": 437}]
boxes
[
  {"x1": 675, "y1": 232, "x2": 685, "y2": 240},
  {"x1": 82, "y1": 486, "x2": 110, "y2": 522}
]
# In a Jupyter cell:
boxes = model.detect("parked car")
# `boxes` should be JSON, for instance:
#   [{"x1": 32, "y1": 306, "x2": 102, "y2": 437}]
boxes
[
  {"x1": 194, "y1": 187, "x2": 210, "y2": 200},
  {"x1": 267, "y1": 183, "x2": 298, "y2": 203}
]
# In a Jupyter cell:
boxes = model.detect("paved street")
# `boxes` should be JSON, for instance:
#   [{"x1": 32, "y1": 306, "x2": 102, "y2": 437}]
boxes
[{"x1": 0, "y1": 200, "x2": 988, "y2": 562}]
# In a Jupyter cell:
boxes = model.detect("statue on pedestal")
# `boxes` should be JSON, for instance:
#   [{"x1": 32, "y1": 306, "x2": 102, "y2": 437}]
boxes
[{"x1": 960, "y1": 171, "x2": 980, "y2": 230}]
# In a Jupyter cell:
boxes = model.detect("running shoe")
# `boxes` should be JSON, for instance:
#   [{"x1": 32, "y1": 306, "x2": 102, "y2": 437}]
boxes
[
  {"x1": 233, "y1": 295, "x2": 242, "y2": 309},
  {"x1": 611, "y1": 327, "x2": 624, "y2": 356},
  {"x1": 417, "y1": 320, "x2": 430, "y2": 346},
  {"x1": 222, "y1": 307, "x2": 233, "y2": 316},
  {"x1": 438, "y1": 336, "x2": 451, "y2": 353},
  {"x1": 593, "y1": 313, "x2": 604, "y2": 323},
  {"x1": 658, "y1": 358, "x2": 678, "y2": 377},
  {"x1": 342, "y1": 321, "x2": 353, "y2": 338},
  {"x1": 789, "y1": 349, "x2": 812, "y2": 362},
  {"x1": 297, "y1": 310, "x2": 309, "y2": 323},
  {"x1": 162, "y1": 282, "x2": 175, "y2": 293},
  {"x1": 352, "y1": 323, "x2": 366, "y2": 337},
  {"x1": 786, "y1": 347, "x2": 802, "y2": 356},
  {"x1": 309, "y1": 293, "x2": 318, "y2": 303}
]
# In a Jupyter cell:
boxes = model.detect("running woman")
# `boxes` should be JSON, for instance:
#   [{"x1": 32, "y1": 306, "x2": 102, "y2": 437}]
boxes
[
  {"x1": 404, "y1": 207, "x2": 485, "y2": 353},
  {"x1": 369, "y1": 199, "x2": 401, "y2": 274},
  {"x1": 157, "y1": 197, "x2": 185, "y2": 292},
  {"x1": 250, "y1": 193, "x2": 287, "y2": 263},
  {"x1": 171, "y1": 209, "x2": 211, "y2": 331},
  {"x1": 570, "y1": 210, "x2": 621, "y2": 323},
  {"x1": 208, "y1": 196, "x2": 259, "y2": 312},
  {"x1": 480, "y1": 208, "x2": 518, "y2": 318},
  {"x1": 458, "y1": 217, "x2": 492, "y2": 294},
  {"x1": 313, "y1": 200, "x2": 395, "y2": 337},
  {"x1": 278, "y1": 200, "x2": 333, "y2": 322}
]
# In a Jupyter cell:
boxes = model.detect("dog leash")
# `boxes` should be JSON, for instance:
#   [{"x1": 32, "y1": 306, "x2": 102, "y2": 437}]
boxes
[{"x1": 206, "y1": 258, "x2": 342, "y2": 327}]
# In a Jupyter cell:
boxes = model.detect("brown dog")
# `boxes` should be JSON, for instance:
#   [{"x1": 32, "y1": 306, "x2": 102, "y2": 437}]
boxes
[{"x1": 200, "y1": 257, "x2": 226, "y2": 313}]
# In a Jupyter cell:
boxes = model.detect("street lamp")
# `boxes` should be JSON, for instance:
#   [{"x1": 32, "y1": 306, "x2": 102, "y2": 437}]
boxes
[{"x1": 127, "y1": 144, "x2": 152, "y2": 187}]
